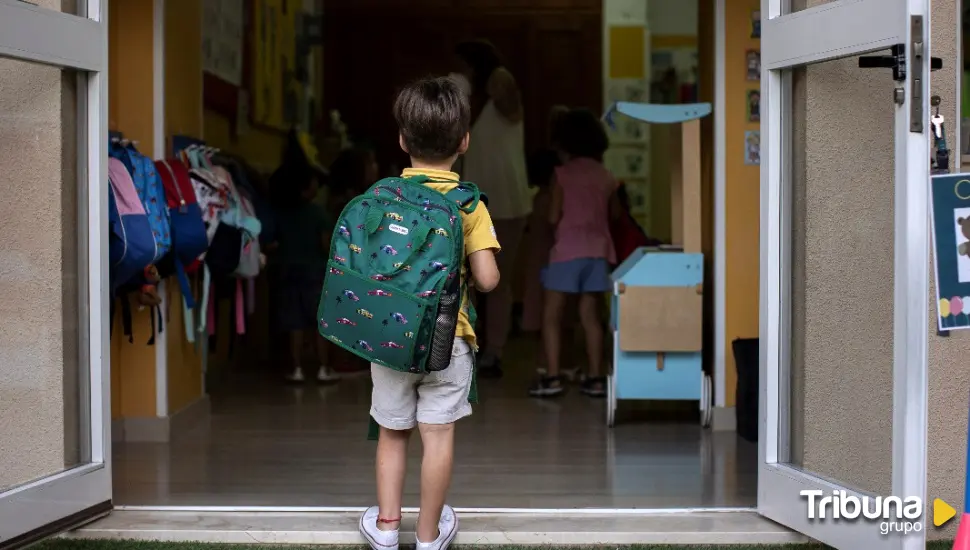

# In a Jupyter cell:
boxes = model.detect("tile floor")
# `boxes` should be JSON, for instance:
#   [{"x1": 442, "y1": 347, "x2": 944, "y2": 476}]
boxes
[{"x1": 112, "y1": 337, "x2": 758, "y2": 509}]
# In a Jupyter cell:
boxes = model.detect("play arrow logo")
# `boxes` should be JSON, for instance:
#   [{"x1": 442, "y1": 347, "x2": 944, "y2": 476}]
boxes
[{"x1": 933, "y1": 498, "x2": 956, "y2": 527}]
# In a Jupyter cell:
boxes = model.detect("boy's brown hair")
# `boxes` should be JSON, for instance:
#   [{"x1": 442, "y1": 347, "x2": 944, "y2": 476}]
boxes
[{"x1": 393, "y1": 76, "x2": 470, "y2": 162}]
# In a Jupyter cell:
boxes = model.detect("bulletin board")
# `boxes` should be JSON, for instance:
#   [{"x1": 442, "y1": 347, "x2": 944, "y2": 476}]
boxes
[{"x1": 251, "y1": 0, "x2": 300, "y2": 130}]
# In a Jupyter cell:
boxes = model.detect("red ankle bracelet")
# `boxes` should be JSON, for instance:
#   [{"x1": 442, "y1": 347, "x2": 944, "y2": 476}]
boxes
[{"x1": 377, "y1": 516, "x2": 401, "y2": 524}]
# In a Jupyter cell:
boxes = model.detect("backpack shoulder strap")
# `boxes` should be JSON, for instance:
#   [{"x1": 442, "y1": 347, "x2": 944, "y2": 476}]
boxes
[{"x1": 444, "y1": 182, "x2": 487, "y2": 213}]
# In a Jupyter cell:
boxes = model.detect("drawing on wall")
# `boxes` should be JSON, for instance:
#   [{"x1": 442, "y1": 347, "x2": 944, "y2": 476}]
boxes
[
  {"x1": 607, "y1": 79, "x2": 647, "y2": 104},
  {"x1": 746, "y1": 50, "x2": 761, "y2": 81},
  {"x1": 751, "y1": 10, "x2": 761, "y2": 38},
  {"x1": 744, "y1": 131, "x2": 760, "y2": 165},
  {"x1": 605, "y1": 148, "x2": 648, "y2": 179},
  {"x1": 252, "y1": 0, "x2": 299, "y2": 130},
  {"x1": 624, "y1": 181, "x2": 649, "y2": 218},
  {"x1": 747, "y1": 90, "x2": 760, "y2": 123},
  {"x1": 202, "y1": 0, "x2": 244, "y2": 86},
  {"x1": 604, "y1": 0, "x2": 648, "y2": 25}
]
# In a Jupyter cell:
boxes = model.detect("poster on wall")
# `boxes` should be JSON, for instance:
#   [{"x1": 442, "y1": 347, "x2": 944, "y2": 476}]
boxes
[
  {"x1": 746, "y1": 50, "x2": 761, "y2": 81},
  {"x1": 604, "y1": 0, "x2": 648, "y2": 26},
  {"x1": 744, "y1": 131, "x2": 760, "y2": 165},
  {"x1": 605, "y1": 148, "x2": 648, "y2": 180},
  {"x1": 252, "y1": 0, "x2": 299, "y2": 130},
  {"x1": 623, "y1": 180, "x2": 650, "y2": 218},
  {"x1": 930, "y1": 173, "x2": 970, "y2": 331},
  {"x1": 202, "y1": 0, "x2": 244, "y2": 86},
  {"x1": 606, "y1": 79, "x2": 648, "y2": 143},
  {"x1": 751, "y1": 10, "x2": 761, "y2": 38},
  {"x1": 747, "y1": 90, "x2": 760, "y2": 122}
]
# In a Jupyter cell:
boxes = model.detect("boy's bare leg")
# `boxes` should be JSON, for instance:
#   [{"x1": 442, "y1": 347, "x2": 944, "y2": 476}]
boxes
[
  {"x1": 376, "y1": 427, "x2": 411, "y2": 532},
  {"x1": 541, "y1": 291, "x2": 566, "y2": 378},
  {"x1": 415, "y1": 422, "x2": 455, "y2": 543}
]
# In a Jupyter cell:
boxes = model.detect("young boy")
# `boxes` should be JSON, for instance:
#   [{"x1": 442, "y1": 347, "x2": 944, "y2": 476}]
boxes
[{"x1": 359, "y1": 77, "x2": 500, "y2": 550}]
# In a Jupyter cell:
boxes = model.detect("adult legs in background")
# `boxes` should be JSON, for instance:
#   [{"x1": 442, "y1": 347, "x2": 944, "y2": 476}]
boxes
[
  {"x1": 286, "y1": 330, "x2": 306, "y2": 382},
  {"x1": 479, "y1": 217, "x2": 527, "y2": 377}
]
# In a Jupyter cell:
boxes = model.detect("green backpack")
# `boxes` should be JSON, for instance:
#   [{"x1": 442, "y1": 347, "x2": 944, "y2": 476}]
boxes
[{"x1": 318, "y1": 174, "x2": 485, "y2": 373}]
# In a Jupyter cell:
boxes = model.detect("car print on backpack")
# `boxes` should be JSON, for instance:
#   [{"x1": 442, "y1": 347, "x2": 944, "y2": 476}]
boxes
[
  {"x1": 382, "y1": 341, "x2": 404, "y2": 349},
  {"x1": 336, "y1": 317, "x2": 356, "y2": 326},
  {"x1": 357, "y1": 308, "x2": 374, "y2": 319},
  {"x1": 343, "y1": 290, "x2": 360, "y2": 302},
  {"x1": 368, "y1": 289, "x2": 393, "y2": 297},
  {"x1": 390, "y1": 312, "x2": 408, "y2": 324},
  {"x1": 380, "y1": 245, "x2": 398, "y2": 256},
  {"x1": 355, "y1": 340, "x2": 374, "y2": 352}
]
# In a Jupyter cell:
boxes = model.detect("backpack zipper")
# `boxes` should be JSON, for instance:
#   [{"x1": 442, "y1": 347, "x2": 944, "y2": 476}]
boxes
[{"x1": 376, "y1": 185, "x2": 452, "y2": 217}]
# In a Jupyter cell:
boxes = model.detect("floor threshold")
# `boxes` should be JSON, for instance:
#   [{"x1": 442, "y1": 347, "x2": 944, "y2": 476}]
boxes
[{"x1": 66, "y1": 509, "x2": 808, "y2": 546}]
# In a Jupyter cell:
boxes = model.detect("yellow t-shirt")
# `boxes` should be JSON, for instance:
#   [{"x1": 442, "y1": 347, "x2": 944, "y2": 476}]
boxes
[{"x1": 401, "y1": 168, "x2": 501, "y2": 350}]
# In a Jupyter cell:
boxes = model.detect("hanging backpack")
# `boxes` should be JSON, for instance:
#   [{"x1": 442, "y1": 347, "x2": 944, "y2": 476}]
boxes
[
  {"x1": 317, "y1": 175, "x2": 485, "y2": 374},
  {"x1": 110, "y1": 143, "x2": 172, "y2": 262},
  {"x1": 108, "y1": 157, "x2": 156, "y2": 294},
  {"x1": 214, "y1": 165, "x2": 262, "y2": 336}
]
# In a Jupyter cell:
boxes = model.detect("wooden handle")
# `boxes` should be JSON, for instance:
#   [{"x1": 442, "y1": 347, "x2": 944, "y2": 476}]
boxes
[{"x1": 657, "y1": 353, "x2": 665, "y2": 371}]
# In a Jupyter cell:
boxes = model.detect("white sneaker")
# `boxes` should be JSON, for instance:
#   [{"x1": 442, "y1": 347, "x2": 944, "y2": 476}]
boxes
[
  {"x1": 359, "y1": 506, "x2": 399, "y2": 550},
  {"x1": 317, "y1": 366, "x2": 341, "y2": 383},
  {"x1": 285, "y1": 367, "x2": 305, "y2": 382},
  {"x1": 416, "y1": 504, "x2": 458, "y2": 550}
]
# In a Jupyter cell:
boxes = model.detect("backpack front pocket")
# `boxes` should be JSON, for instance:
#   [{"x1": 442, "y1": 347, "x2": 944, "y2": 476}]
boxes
[{"x1": 318, "y1": 261, "x2": 430, "y2": 373}]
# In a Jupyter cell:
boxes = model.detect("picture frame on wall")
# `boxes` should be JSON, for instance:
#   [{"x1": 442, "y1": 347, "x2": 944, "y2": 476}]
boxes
[
  {"x1": 747, "y1": 90, "x2": 760, "y2": 123},
  {"x1": 744, "y1": 131, "x2": 760, "y2": 165},
  {"x1": 746, "y1": 50, "x2": 761, "y2": 81},
  {"x1": 751, "y1": 10, "x2": 761, "y2": 38}
]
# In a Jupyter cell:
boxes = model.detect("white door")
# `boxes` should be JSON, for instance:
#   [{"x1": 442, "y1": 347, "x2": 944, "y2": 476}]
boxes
[
  {"x1": 759, "y1": 0, "x2": 929, "y2": 549},
  {"x1": 0, "y1": 0, "x2": 111, "y2": 545}
]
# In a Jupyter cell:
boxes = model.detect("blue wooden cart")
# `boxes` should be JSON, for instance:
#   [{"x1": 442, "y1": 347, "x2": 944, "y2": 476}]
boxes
[{"x1": 603, "y1": 102, "x2": 713, "y2": 428}]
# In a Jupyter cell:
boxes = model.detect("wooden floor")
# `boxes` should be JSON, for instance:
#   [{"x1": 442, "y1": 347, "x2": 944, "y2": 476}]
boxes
[{"x1": 113, "y1": 337, "x2": 757, "y2": 509}]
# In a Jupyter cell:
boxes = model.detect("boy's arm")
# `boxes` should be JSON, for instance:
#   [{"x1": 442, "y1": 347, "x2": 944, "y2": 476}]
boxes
[{"x1": 463, "y1": 202, "x2": 502, "y2": 292}]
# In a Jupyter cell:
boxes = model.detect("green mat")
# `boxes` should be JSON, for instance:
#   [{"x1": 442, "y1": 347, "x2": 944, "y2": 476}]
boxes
[{"x1": 33, "y1": 540, "x2": 957, "y2": 550}]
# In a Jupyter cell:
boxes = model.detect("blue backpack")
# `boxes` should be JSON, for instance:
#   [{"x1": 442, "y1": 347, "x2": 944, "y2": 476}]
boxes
[
  {"x1": 108, "y1": 157, "x2": 156, "y2": 295},
  {"x1": 110, "y1": 143, "x2": 172, "y2": 262}
]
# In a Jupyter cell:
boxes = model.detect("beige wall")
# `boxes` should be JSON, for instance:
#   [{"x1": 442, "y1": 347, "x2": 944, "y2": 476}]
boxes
[
  {"x1": 0, "y1": 58, "x2": 79, "y2": 490},
  {"x1": 927, "y1": 0, "x2": 966, "y2": 539}
]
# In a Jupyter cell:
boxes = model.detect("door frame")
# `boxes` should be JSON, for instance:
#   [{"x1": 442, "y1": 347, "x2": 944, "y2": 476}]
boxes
[
  {"x1": 0, "y1": 0, "x2": 111, "y2": 544},
  {"x1": 758, "y1": 0, "x2": 930, "y2": 549}
]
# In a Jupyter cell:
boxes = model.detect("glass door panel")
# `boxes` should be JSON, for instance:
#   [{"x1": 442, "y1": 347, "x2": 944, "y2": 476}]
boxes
[
  {"x1": 759, "y1": 1, "x2": 930, "y2": 549},
  {"x1": 0, "y1": 0, "x2": 110, "y2": 545}
]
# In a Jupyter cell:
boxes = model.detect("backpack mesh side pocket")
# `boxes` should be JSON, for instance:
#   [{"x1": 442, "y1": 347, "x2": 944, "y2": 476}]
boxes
[{"x1": 425, "y1": 275, "x2": 461, "y2": 371}]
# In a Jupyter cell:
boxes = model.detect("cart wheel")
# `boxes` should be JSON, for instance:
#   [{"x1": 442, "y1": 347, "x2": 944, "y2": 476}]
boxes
[
  {"x1": 606, "y1": 374, "x2": 616, "y2": 427},
  {"x1": 700, "y1": 373, "x2": 713, "y2": 428}
]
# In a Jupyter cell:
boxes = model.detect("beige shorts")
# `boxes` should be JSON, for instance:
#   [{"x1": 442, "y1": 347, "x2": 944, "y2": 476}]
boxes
[{"x1": 370, "y1": 338, "x2": 474, "y2": 430}]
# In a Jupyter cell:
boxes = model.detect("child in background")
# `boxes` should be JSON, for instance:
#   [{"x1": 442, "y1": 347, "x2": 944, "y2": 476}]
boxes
[
  {"x1": 274, "y1": 164, "x2": 341, "y2": 384},
  {"x1": 530, "y1": 108, "x2": 620, "y2": 399},
  {"x1": 326, "y1": 146, "x2": 379, "y2": 219},
  {"x1": 519, "y1": 148, "x2": 560, "y2": 334}
]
